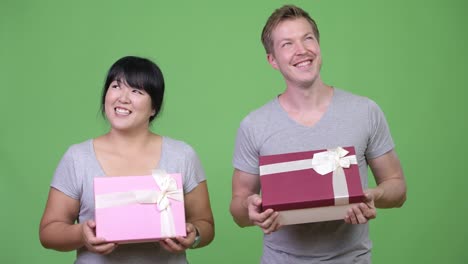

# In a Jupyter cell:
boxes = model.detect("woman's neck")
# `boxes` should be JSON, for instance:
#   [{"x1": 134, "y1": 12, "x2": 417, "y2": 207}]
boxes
[{"x1": 101, "y1": 129, "x2": 157, "y2": 153}]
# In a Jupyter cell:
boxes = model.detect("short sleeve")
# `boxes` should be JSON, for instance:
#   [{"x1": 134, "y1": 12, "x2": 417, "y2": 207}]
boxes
[
  {"x1": 50, "y1": 147, "x2": 82, "y2": 200},
  {"x1": 366, "y1": 100, "x2": 395, "y2": 159},
  {"x1": 232, "y1": 117, "x2": 260, "y2": 175},
  {"x1": 182, "y1": 145, "x2": 206, "y2": 194}
]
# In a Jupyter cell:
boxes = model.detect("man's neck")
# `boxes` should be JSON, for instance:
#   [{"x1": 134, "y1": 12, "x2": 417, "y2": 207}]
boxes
[
  {"x1": 280, "y1": 79, "x2": 333, "y2": 112},
  {"x1": 278, "y1": 80, "x2": 334, "y2": 127}
]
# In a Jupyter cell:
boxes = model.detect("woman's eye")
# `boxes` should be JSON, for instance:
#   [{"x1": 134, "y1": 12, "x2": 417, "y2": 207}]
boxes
[
  {"x1": 133, "y1": 90, "x2": 144, "y2": 95},
  {"x1": 111, "y1": 84, "x2": 119, "y2": 89}
]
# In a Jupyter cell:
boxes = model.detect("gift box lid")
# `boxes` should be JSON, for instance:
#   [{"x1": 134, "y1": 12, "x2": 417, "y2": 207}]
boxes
[
  {"x1": 94, "y1": 172, "x2": 186, "y2": 243},
  {"x1": 259, "y1": 146, "x2": 365, "y2": 211}
]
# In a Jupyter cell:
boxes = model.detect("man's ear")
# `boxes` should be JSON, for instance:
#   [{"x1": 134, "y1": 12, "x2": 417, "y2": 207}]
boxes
[{"x1": 267, "y1": 53, "x2": 279, "y2": 70}]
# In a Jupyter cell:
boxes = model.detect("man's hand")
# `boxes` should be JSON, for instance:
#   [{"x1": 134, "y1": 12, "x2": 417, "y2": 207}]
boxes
[
  {"x1": 344, "y1": 191, "x2": 376, "y2": 224},
  {"x1": 247, "y1": 194, "x2": 281, "y2": 234}
]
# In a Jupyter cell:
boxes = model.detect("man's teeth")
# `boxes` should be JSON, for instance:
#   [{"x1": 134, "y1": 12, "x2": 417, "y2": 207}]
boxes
[
  {"x1": 115, "y1": 108, "x2": 131, "y2": 115},
  {"x1": 296, "y1": 60, "x2": 312, "y2": 67}
]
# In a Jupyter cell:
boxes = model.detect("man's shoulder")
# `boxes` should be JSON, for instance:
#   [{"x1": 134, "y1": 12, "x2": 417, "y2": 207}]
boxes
[
  {"x1": 333, "y1": 87, "x2": 379, "y2": 110},
  {"x1": 334, "y1": 88, "x2": 370, "y2": 102},
  {"x1": 241, "y1": 98, "x2": 278, "y2": 125}
]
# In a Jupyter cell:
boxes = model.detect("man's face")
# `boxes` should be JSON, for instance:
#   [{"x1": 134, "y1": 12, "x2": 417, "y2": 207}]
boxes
[{"x1": 267, "y1": 18, "x2": 322, "y2": 88}]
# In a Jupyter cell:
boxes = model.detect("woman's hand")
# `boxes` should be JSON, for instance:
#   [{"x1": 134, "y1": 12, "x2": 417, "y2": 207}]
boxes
[
  {"x1": 81, "y1": 220, "x2": 118, "y2": 255},
  {"x1": 158, "y1": 223, "x2": 198, "y2": 253}
]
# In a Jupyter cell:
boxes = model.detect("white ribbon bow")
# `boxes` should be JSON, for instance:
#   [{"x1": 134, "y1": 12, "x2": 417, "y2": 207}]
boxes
[
  {"x1": 95, "y1": 170, "x2": 183, "y2": 237},
  {"x1": 152, "y1": 169, "x2": 183, "y2": 237},
  {"x1": 311, "y1": 147, "x2": 357, "y2": 205}
]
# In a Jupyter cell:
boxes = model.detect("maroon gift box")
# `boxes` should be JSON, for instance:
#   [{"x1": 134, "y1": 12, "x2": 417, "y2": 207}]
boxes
[{"x1": 259, "y1": 146, "x2": 365, "y2": 225}]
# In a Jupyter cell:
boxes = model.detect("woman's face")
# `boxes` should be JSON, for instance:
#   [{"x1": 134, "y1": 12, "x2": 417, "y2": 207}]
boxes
[{"x1": 104, "y1": 80, "x2": 154, "y2": 132}]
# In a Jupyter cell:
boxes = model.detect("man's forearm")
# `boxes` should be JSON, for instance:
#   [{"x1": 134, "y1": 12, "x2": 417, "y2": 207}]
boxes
[
  {"x1": 230, "y1": 196, "x2": 254, "y2": 227},
  {"x1": 371, "y1": 179, "x2": 407, "y2": 208}
]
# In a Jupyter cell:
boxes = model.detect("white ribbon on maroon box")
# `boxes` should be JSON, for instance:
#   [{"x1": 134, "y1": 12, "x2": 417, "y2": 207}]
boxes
[
  {"x1": 95, "y1": 170, "x2": 183, "y2": 237},
  {"x1": 311, "y1": 147, "x2": 357, "y2": 205},
  {"x1": 259, "y1": 147, "x2": 357, "y2": 206}
]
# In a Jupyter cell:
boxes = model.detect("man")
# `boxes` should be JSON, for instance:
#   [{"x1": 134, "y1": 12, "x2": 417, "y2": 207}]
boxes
[{"x1": 230, "y1": 5, "x2": 406, "y2": 264}]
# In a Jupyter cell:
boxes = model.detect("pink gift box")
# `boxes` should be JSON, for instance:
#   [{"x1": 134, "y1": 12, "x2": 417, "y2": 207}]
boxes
[
  {"x1": 259, "y1": 146, "x2": 365, "y2": 225},
  {"x1": 94, "y1": 173, "x2": 186, "y2": 243}
]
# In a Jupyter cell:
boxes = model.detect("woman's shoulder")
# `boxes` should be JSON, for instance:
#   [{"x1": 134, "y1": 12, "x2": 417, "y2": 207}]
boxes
[
  {"x1": 162, "y1": 136, "x2": 195, "y2": 152},
  {"x1": 68, "y1": 138, "x2": 93, "y2": 151},
  {"x1": 63, "y1": 139, "x2": 94, "y2": 158}
]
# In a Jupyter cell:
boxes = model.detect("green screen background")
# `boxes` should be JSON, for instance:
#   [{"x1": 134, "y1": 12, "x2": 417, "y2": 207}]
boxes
[{"x1": 1, "y1": 0, "x2": 466, "y2": 263}]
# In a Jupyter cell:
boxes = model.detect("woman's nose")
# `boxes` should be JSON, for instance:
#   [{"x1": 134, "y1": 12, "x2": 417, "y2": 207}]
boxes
[{"x1": 118, "y1": 88, "x2": 131, "y2": 103}]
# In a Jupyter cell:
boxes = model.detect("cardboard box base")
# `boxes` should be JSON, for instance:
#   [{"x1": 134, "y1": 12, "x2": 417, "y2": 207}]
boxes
[{"x1": 278, "y1": 203, "x2": 359, "y2": 225}]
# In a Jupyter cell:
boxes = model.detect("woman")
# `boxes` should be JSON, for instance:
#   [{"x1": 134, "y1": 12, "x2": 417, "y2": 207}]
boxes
[{"x1": 39, "y1": 56, "x2": 214, "y2": 263}]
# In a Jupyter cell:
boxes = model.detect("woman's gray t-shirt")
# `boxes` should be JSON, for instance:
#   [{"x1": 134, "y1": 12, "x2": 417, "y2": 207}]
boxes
[{"x1": 51, "y1": 136, "x2": 206, "y2": 264}]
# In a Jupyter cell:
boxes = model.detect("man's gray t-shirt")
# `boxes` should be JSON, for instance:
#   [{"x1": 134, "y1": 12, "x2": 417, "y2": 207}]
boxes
[
  {"x1": 233, "y1": 88, "x2": 394, "y2": 263},
  {"x1": 51, "y1": 137, "x2": 206, "y2": 264}
]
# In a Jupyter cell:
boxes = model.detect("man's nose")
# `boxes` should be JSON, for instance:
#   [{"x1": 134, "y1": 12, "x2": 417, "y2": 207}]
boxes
[{"x1": 295, "y1": 41, "x2": 307, "y2": 54}]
